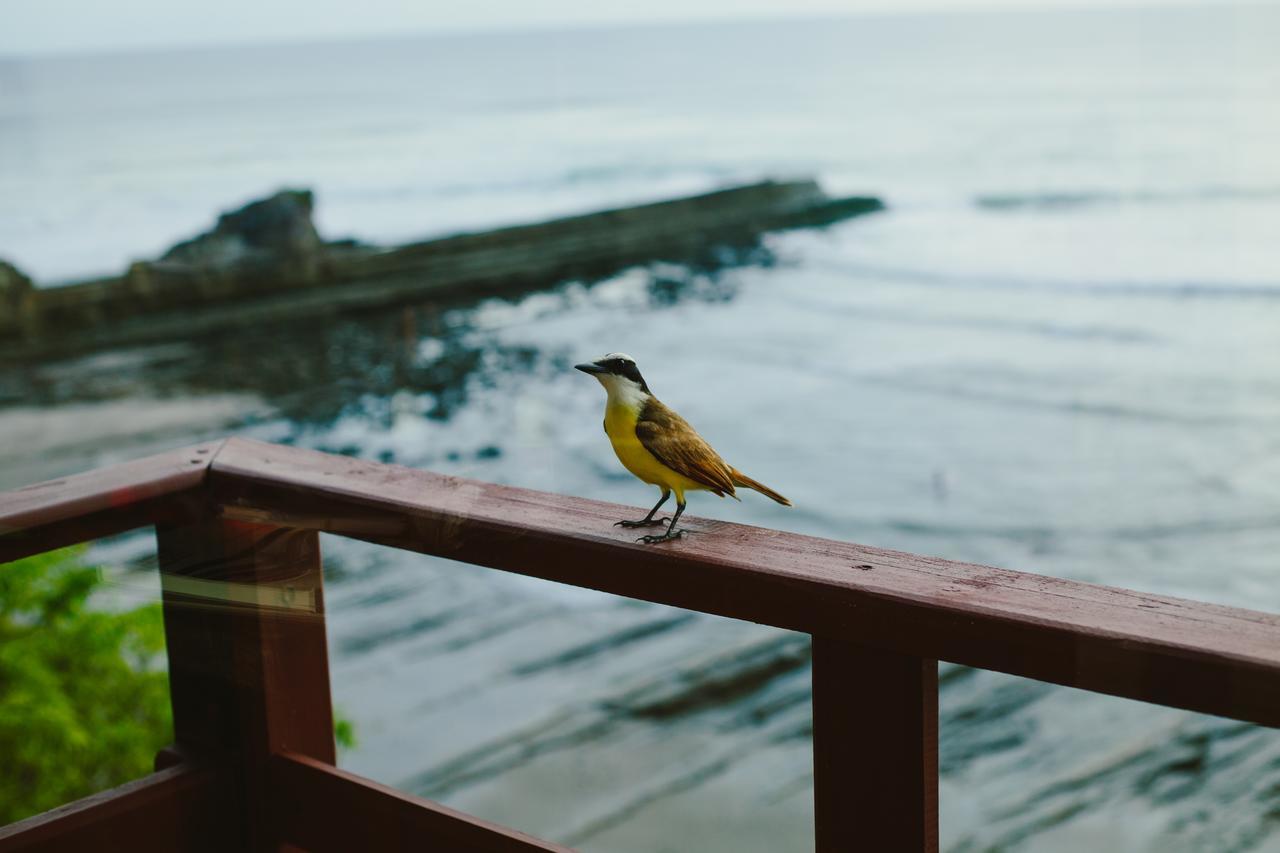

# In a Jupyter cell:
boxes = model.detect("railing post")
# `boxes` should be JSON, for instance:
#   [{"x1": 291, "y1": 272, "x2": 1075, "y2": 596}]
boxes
[
  {"x1": 156, "y1": 517, "x2": 335, "y2": 851},
  {"x1": 811, "y1": 637, "x2": 938, "y2": 852}
]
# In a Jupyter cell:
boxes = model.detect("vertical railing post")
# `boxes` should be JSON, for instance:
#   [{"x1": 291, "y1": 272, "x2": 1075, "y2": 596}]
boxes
[
  {"x1": 811, "y1": 637, "x2": 938, "y2": 852},
  {"x1": 156, "y1": 517, "x2": 335, "y2": 851}
]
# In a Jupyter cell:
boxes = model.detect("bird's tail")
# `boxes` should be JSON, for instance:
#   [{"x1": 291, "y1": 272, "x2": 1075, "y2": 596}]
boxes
[{"x1": 730, "y1": 469, "x2": 792, "y2": 506}]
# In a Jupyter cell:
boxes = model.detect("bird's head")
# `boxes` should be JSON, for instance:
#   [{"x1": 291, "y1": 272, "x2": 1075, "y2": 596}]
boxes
[{"x1": 575, "y1": 352, "x2": 651, "y2": 399}]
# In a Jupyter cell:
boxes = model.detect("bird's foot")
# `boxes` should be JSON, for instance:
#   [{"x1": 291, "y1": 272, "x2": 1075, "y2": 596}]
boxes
[
  {"x1": 637, "y1": 528, "x2": 684, "y2": 544},
  {"x1": 615, "y1": 517, "x2": 669, "y2": 528}
]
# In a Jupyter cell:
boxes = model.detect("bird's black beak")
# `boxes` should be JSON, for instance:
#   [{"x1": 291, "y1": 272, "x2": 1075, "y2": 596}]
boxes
[{"x1": 575, "y1": 362, "x2": 606, "y2": 375}]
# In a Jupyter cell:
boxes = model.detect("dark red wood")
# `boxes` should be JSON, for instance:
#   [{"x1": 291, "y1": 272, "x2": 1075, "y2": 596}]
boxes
[
  {"x1": 0, "y1": 441, "x2": 222, "y2": 563},
  {"x1": 5, "y1": 438, "x2": 1280, "y2": 850},
  {"x1": 156, "y1": 518, "x2": 335, "y2": 851},
  {"x1": 207, "y1": 437, "x2": 1280, "y2": 727},
  {"x1": 268, "y1": 752, "x2": 574, "y2": 853},
  {"x1": 0, "y1": 765, "x2": 231, "y2": 853},
  {"x1": 812, "y1": 638, "x2": 938, "y2": 852}
]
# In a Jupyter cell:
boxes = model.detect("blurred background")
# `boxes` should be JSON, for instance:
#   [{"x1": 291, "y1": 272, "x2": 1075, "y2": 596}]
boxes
[{"x1": 2, "y1": 1, "x2": 1279, "y2": 850}]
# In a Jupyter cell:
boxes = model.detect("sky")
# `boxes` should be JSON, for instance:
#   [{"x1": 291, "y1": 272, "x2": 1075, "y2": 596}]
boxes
[{"x1": 1, "y1": 0, "x2": 1225, "y2": 57}]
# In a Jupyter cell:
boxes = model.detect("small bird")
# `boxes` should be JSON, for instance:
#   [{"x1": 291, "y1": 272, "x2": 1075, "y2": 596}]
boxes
[{"x1": 576, "y1": 352, "x2": 791, "y2": 543}]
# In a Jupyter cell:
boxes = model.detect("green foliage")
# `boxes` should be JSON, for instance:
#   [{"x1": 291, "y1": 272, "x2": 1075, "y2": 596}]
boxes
[
  {"x1": 0, "y1": 546, "x2": 171, "y2": 825},
  {"x1": 334, "y1": 710, "x2": 357, "y2": 750},
  {"x1": 0, "y1": 546, "x2": 359, "y2": 827}
]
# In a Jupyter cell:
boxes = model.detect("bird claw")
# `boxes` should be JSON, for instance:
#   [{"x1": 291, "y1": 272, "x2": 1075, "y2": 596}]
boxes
[
  {"x1": 637, "y1": 529, "x2": 683, "y2": 544},
  {"x1": 614, "y1": 517, "x2": 669, "y2": 528}
]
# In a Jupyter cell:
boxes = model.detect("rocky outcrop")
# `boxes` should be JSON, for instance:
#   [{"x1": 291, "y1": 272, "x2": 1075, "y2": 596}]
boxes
[
  {"x1": 1, "y1": 180, "x2": 884, "y2": 358},
  {"x1": 119, "y1": 188, "x2": 329, "y2": 313},
  {"x1": 0, "y1": 260, "x2": 38, "y2": 338},
  {"x1": 158, "y1": 188, "x2": 325, "y2": 279}
]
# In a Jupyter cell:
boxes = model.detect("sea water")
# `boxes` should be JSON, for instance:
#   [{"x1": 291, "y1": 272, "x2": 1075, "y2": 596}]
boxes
[{"x1": 2, "y1": 6, "x2": 1279, "y2": 850}]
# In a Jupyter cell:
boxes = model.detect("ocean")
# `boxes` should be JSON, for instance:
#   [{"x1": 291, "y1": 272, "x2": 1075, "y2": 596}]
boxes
[{"x1": 2, "y1": 5, "x2": 1280, "y2": 850}]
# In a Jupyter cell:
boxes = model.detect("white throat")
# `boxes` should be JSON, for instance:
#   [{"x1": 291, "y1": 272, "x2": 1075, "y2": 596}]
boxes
[{"x1": 597, "y1": 374, "x2": 650, "y2": 411}]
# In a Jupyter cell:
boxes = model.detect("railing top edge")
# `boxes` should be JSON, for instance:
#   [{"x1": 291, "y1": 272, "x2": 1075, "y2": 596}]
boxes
[
  {"x1": 271, "y1": 751, "x2": 575, "y2": 853},
  {"x1": 0, "y1": 762, "x2": 217, "y2": 845},
  {"x1": 0, "y1": 439, "x2": 224, "y2": 562},
  {"x1": 206, "y1": 438, "x2": 1280, "y2": 725},
  {"x1": 5, "y1": 436, "x2": 1279, "y2": 724}
]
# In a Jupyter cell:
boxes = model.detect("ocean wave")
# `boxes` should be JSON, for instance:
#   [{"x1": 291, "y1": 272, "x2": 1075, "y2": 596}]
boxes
[
  {"x1": 859, "y1": 374, "x2": 1236, "y2": 426},
  {"x1": 338, "y1": 165, "x2": 736, "y2": 202},
  {"x1": 808, "y1": 259, "x2": 1280, "y2": 300},
  {"x1": 783, "y1": 296, "x2": 1163, "y2": 343},
  {"x1": 880, "y1": 514, "x2": 1280, "y2": 544},
  {"x1": 974, "y1": 186, "x2": 1280, "y2": 211}
]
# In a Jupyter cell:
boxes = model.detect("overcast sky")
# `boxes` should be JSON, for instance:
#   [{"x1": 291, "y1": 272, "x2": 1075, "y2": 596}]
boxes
[{"x1": 2, "y1": 0, "x2": 1232, "y2": 57}]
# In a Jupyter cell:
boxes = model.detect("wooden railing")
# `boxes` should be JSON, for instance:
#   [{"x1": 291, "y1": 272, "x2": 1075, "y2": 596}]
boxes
[{"x1": 2, "y1": 436, "x2": 1278, "y2": 852}]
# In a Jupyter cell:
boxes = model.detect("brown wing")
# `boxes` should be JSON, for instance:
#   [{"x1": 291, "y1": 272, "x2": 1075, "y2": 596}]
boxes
[{"x1": 635, "y1": 399, "x2": 737, "y2": 496}]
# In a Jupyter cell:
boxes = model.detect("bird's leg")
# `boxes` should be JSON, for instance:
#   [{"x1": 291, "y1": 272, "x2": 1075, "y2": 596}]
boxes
[
  {"x1": 638, "y1": 500, "x2": 686, "y2": 544},
  {"x1": 615, "y1": 490, "x2": 671, "y2": 528}
]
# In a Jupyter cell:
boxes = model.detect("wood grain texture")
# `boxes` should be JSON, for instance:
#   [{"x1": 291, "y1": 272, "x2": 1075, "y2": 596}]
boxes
[
  {"x1": 268, "y1": 752, "x2": 574, "y2": 853},
  {"x1": 0, "y1": 765, "x2": 231, "y2": 853},
  {"x1": 812, "y1": 639, "x2": 938, "y2": 852},
  {"x1": 0, "y1": 441, "x2": 222, "y2": 563},
  {"x1": 208, "y1": 437, "x2": 1280, "y2": 726},
  {"x1": 157, "y1": 518, "x2": 335, "y2": 851}
]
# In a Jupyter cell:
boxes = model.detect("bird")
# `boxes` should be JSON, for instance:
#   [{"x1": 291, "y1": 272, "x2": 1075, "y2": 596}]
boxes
[{"x1": 575, "y1": 352, "x2": 791, "y2": 543}]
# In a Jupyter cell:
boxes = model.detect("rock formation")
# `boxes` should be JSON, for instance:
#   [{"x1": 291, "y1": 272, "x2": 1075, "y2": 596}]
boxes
[
  {"x1": 159, "y1": 188, "x2": 325, "y2": 281},
  {"x1": 0, "y1": 260, "x2": 37, "y2": 338},
  {"x1": 1, "y1": 181, "x2": 884, "y2": 358}
]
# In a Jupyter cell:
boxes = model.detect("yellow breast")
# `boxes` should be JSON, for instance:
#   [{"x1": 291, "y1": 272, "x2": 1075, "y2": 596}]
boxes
[{"x1": 603, "y1": 399, "x2": 707, "y2": 497}]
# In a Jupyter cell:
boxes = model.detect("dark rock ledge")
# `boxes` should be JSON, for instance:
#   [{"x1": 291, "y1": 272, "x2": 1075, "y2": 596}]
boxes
[{"x1": 0, "y1": 180, "x2": 882, "y2": 359}]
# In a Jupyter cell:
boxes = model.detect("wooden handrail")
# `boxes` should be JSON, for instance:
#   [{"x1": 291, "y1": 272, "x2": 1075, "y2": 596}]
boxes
[
  {"x1": 269, "y1": 752, "x2": 575, "y2": 852},
  {"x1": 0, "y1": 441, "x2": 222, "y2": 563},
  {"x1": 205, "y1": 437, "x2": 1280, "y2": 727},
  {"x1": 0, "y1": 764, "x2": 231, "y2": 852},
  {"x1": 3, "y1": 437, "x2": 1280, "y2": 852}
]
